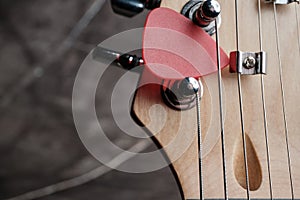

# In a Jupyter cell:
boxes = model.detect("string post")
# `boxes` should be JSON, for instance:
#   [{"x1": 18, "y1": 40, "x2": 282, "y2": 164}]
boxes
[
  {"x1": 162, "y1": 77, "x2": 203, "y2": 110},
  {"x1": 181, "y1": 0, "x2": 222, "y2": 35},
  {"x1": 195, "y1": 0, "x2": 221, "y2": 26}
]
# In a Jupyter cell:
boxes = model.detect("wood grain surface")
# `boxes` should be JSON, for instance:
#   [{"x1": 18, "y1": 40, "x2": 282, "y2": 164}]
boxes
[{"x1": 133, "y1": 0, "x2": 300, "y2": 199}]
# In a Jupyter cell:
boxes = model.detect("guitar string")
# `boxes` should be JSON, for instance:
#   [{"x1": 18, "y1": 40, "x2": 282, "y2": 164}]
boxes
[
  {"x1": 273, "y1": 3, "x2": 295, "y2": 200},
  {"x1": 295, "y1": 3, "x2": 300, "y2": 53},
  {"x1": 257, "y1": 0, "x2": 273, "y2": 199},
  {"x1": 215, "y1": 19, "x2": 229, "y2": 200},
  {"x1": 234, "y1": 0, "x2": 251, "y2": 199},
  {"x1": 237, "y1": 70, "x2": 251, "y2": 200},
  {"x1": 196, "y1": 90, "x2": 204, "y2": 200}
]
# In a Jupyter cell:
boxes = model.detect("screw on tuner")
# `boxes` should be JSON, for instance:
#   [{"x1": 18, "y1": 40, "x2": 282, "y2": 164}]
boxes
[
  {"x1": 181, "y1": 0, "x2": 221, "y2": 35},
  {"x1": 100, "y1": 2, "x2": 230, "y2": 111},
  {"x1": 92, "y1": 46, "x2": 204, "y2": 111},
  {"x1": 162, "y1": 77, "x2": 204, "y2": 111}
]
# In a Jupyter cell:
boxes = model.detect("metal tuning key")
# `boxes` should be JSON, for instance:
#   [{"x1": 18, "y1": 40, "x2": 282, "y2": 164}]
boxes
[
  {"x1": 111, "y1": 0, "x2": 161, "y2": 17},
  {"x1": 162, "y1": 77, "x2": 203, "y2": 110},
  {"x1": 181, "y1": 0, "x2": 221, "y2": 35},
  {"x1": 264, "y1": 0, "x2": 299, "y2": 4},
  {"x1": 229, "y1": 51, "x2": 267, "y2": 75}
]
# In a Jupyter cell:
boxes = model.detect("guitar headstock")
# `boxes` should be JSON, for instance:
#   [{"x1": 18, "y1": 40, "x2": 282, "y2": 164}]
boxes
[
  {"x1": 127, "y1": 1, "x2": 228, "y2": 198},
  {"x1": 107, "y1": 0, "x2": 300, "y2": 199}
]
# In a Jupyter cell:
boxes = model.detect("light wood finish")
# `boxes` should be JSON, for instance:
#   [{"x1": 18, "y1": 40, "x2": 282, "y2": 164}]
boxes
[{"x1": 132, "y1": 1, "x2": 300, "y2": 199}]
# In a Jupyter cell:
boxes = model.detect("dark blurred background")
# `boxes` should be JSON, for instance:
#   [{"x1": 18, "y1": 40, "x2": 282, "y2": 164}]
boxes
[{"x1": 0, "y1": 0, "x2": 181, "y2": 199}]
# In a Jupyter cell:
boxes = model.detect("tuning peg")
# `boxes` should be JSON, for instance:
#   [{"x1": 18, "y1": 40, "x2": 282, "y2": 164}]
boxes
[
  {"x1": 111, "y1": 0, "x2": 161, "y2": 17},
  {"x1": 162, "y1": 77, "x2": 203, "y2": 110},
  {"x1": 181, "y1": 0, "x2": 221, "y2": 35},
  {"x1": 92, "y1": 46, "x2": 144, "y2": 70},
  {"x1": 194, "y1": 0, "x2": 221, "y2": 27}
]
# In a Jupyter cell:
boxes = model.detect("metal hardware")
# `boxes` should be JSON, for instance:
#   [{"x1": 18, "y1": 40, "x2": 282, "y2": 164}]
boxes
[
  {"x1": 111, "y1": 0, "x2": 161, "y2": 17},
  {"x1": 92, "y1": 46, "x2": 144, "y2": 70},
  {"x1": 264, "y1": 0, "x2": 299, "y2": 4},
  {"x1": 181, "y1": 0, "x2": 221, "y2": 35},
  {"x1": 161, "y1": 77, "x2": 203, "y2": 110},
  {"x1": 243, "y1": 56, "x2": 256, "y2": 69},
  {"x1": 230, "y1": 51, "x2": 267, "y2": 75}
]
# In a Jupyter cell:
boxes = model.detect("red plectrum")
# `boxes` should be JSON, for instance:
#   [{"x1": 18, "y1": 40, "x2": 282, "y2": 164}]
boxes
[{"x1": 143, "y1": 7, "x2": 229, "y2": 80}]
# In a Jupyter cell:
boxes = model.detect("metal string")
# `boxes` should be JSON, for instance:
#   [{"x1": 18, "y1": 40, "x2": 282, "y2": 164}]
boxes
[
  {"x1": 215, "y1": 19, "x2": 229, "y2": 200},
  {"x1": 273, "y1": 3, "x2": 295, "y2": 199},
  {"x1": 257, "y1": 0, "x2": 273, "y2": 199},
  {"x1": 237, "y1": 75, "x2": 251, "y2": 200},
  {"x1": 235, "y1": 0, "x2": 251, "y2": 199},
  {"x1": 295, "y1": 3, "x2": 300, "y2": 53},
  {"x1": 257, "y1": 0, "x2": 263, "y2": 52},
  {"x1": 196, "y1": 90, "x2": 204, "y2": 200}
]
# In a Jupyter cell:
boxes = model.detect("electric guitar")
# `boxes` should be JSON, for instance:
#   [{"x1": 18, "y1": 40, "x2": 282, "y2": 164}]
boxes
[{"x1": 96, "y1": 0, "x2": 300, "y2": 199}]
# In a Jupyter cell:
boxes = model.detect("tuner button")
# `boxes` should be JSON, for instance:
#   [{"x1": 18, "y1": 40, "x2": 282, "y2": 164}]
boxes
[
  {"x1": 111, "y1": 0, "x2": 144, "y2": 17},
  {"x1": 118, "y1": 54, "x2": 144, "y2": 69},
  {"x1": 111, "y1": 0, "x2": 161, "y2": 17},
  {"x1": 145, "y1": 0, "x2": 162, "y2": 10}
]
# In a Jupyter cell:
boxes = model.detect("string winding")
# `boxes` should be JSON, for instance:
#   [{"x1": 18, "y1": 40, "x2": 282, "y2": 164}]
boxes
[{"x1": 196, "y1": 90, "x2": 204, "y2": 200}]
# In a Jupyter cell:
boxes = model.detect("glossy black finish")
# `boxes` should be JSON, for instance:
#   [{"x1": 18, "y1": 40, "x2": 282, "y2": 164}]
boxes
[
  {"x1": 118, "y1": 54, "x2": 143, "y2": 69},
  {"x1": 111, "y1": 0, "x2": 161, "y2": 17},
  {"x1": 200, "y1": 0, "x2": 221, "y2": 19},
  {"x1": 194, "y1": 0, "x2": 220, "y2": 26},
  {"x1": 92, "y1": 46, "x2": 143, "y2": 70},
  {"x1": 181, "y1": 0, "x2": 221, "y2": 28}
]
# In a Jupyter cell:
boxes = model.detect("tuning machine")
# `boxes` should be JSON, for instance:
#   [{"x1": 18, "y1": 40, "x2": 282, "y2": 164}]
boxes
[
  {"x1": 92, "y1": 46, "x2": 203, "y2": 111},
  {"x1": 162, "y1": 77, "x2": 203, "y2": 110},
  {"x1": 181, "y1": 0, "x2": 221, "y2": 35},
  {"x1": 111, "y1": 0, "x2": 161, "y2": 17},
  {"x1": 92, "y1": 46, "x2": 144, "y2": 70}
]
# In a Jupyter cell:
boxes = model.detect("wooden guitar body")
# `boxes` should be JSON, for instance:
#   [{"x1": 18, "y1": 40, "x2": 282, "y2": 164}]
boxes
[{"x1": 132, "y1": 0, "x2": 300, "y2": 199}]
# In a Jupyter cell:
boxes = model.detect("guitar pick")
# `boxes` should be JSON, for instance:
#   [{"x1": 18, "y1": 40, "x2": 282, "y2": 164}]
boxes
[{"x1": 143, "y1": 7, "x2": 229, "y2": 80}]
